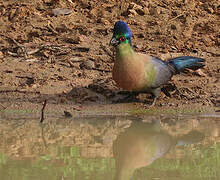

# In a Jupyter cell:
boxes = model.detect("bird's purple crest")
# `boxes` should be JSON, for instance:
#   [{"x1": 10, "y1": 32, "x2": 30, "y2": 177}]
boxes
[
  {"x1": 110, "y1": 21, "x2": 132, "y2": 46},
  {"x1": 113, "y1": 21, "x2": 132, "y2": 38}
]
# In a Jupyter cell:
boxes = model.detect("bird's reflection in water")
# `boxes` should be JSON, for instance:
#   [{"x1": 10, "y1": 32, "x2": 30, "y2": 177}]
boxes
[{"x1": 113, "y1": 120, "x2": 204, "y2": 180}]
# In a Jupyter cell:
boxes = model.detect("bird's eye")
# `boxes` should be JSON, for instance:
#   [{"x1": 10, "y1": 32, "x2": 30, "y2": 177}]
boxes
[{"x1": 119, "y1": 36, "x2": 126, "y2": 42}]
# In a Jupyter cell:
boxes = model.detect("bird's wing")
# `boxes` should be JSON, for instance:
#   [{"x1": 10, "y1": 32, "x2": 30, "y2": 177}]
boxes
[{"x1": 149, "y1": 57, "x2": 173, "y2": 88}]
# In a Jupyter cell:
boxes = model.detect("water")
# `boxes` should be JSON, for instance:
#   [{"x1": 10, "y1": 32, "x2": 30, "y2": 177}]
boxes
[{"x1": 0, "y1": 113, "x2": 219, "y2": 180}]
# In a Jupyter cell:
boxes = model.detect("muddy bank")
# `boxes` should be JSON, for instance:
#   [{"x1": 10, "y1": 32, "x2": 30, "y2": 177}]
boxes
[{"x1": 0, "y1": 0, "x2": 220, "y2": 113}]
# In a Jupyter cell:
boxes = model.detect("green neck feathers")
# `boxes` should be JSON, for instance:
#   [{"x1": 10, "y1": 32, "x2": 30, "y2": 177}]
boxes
[{"x1": 116, "y1": 43, "x2": 134, "y2": 59}]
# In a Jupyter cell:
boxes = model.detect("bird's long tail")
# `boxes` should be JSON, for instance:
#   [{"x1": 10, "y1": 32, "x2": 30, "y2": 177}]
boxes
[{"x1": 167, "y1": 56, "x2": 205, "y2": 74}]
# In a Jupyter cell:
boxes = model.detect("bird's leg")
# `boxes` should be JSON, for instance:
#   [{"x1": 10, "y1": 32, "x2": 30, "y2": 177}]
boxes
[
  {"x1": 149, "y1": 88, "x2": 161, "y2": 107},
  {"x1": 150, "y1": 96, "x2": 158, "y2": 107}
]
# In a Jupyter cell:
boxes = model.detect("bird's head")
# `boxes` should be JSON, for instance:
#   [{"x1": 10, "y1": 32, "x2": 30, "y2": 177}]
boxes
[{"x1": 110, "y1": 21, "x2": 132, "y2": 47}]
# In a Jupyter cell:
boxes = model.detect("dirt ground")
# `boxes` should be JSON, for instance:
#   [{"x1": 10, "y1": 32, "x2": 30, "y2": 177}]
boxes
[{"x1": 0, "y1": 0, "x2": 219, "y2": 115}]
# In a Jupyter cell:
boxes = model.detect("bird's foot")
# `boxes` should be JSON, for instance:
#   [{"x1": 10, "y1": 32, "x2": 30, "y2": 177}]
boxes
[
  {"x1": 144, "y1": 96, "x2": 157, "y2": 107},
  {"x1": 149, "y1": 100, "x2": 156, "y2": 107}
]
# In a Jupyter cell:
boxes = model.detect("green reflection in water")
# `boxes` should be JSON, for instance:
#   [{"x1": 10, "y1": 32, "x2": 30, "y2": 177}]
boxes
[
  {"x1": 0, "y1": 144, "x2": 219, "y2": 179},
  {"x1": 0, "y1": 115, "x2": 219, "y2": 180},
  {"x1": 136, "y1": 143, "x2": 220, "y2": 179},
  {"x1": 0, "y1": 146, "x2": 115, "y2": 180}
]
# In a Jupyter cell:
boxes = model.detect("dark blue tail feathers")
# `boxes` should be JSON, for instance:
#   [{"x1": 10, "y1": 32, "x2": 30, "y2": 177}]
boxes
[{"x1": 168, "y1": 56, "x2": 205, "y2": 73}]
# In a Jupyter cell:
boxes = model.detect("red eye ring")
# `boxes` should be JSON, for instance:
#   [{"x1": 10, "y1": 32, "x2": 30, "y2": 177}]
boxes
[{"x1": 119, "y1": 36, "x2": 126, "y2": 42}]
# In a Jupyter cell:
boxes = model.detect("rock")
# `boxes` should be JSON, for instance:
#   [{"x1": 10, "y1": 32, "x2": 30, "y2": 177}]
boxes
[
  {"x1": 206, "y1": 47, "x2": 220, "y2": 56},
  {"x1": 64, "y1": 111, "x2": 73, "y2": 118},
  {"x1": 74, "y1": 47, "x2": 90, "y2": 52},
  {"x1": 193, "y1": 69, "x2": 207, "y2": 77},
  {"x1": 183, "y1": 27, "x2": 193, "y2": 39},
  {"x1": 135, "y1": 8, "x2": 145, "y2": 16},
  {"x1": 9, "y1": 8, "x2": 17, "y2": 21},
  {"x1": 202, "y1": 36, "x2": 214, "y2": 46},
  {"x1": 128, "y1": 9, "x2": 138, "y2": 17},
  {"x1": 0, "y1": 51, "x2": 4, "y2": 58},
  {"x1": 52, "y1": 8, "x2": 72, "y2": 16},
  {"x1": 171, "y1": 24, "x2": 177, "y2": 30},
  {"x1": 207, "y1": 7, "x2": 214, "y2": 14},
  {"x1": 80, "y1": 60, "x2": 95, "y2": 70}
]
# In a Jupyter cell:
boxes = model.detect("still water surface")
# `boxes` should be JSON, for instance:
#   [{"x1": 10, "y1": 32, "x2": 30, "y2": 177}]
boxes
[{"x1": 0, "y1": 113, "x2": 219, "y2": 180}]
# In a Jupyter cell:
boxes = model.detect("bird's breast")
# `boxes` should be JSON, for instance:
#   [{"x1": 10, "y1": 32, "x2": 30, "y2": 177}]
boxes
[{"x1": 113, "y1": 58, "x2": 147, "y2": 91}]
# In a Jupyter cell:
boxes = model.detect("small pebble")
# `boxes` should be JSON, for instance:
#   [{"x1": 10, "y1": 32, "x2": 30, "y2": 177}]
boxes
[
  {"x1": 80, "y1": 60, "x2": 95, "y2": 70},
  {"x1": 64, "y1": 111, "x2": 72, "y2": 118},
  {"x1": 52, "y1": 8, "x2": 72, "y2": 16},
  {"x1": 0, "y1": 51, "x2": 4, "y2": 58}
]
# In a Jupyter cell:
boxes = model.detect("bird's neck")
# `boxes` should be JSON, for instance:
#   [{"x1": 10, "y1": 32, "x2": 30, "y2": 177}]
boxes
[
  {"x1": 115, "y1": 167, "x2": 135, "y2": 180},
  {"x1": 116, "y1": 43, "x2": 134, "y2": 59}
]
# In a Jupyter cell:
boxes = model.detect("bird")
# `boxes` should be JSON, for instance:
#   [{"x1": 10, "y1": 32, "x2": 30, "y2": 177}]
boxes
[
  {"x1": 113, "y1": 120, "x2": 204, "y2": 180},
  {"x1": 110, "y1": 21, "x2": 205, "y2": 106}
]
